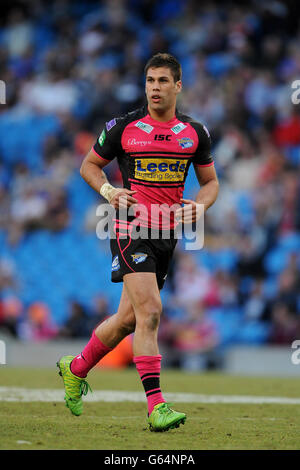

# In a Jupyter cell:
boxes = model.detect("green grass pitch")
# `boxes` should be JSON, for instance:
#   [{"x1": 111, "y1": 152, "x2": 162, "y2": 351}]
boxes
[{"x1": 1, "y1": 366, "x2": 300, "y2": 450}]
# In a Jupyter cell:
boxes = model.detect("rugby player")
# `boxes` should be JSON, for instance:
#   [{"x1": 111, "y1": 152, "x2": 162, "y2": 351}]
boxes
[{"x1": 57, "y1": 53, "x2": 219, "y2": 432}]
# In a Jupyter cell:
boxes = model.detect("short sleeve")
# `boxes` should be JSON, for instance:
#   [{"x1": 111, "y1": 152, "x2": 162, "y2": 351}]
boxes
[
  {"x1": 93, "y1": 118, "x2": 122, "y2": 162},
  {"x1": 190, "y1": 122, "x2": 214, "y2": 167}
]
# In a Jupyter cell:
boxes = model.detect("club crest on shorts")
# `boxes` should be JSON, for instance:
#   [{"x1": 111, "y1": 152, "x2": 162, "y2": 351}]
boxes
[
  {"x1": 177, "y1": 137, "x2": 194, "y2": 149},
  {"x1": 131, "y1": 253, "x2": 148, "y2": 264},
  {"x1": 112, "y1": 255, "x2": 120, "y2": 271}
]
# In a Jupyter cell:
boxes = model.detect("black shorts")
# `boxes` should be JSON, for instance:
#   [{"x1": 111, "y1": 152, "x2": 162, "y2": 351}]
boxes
[{"x1": 110, "y1": 228, "x2": 177, "y2": 290}]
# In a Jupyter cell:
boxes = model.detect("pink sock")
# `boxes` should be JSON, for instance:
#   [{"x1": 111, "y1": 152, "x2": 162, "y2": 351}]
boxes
[
  {"x1": 134, "y1": 355, "x2": 165, "y2": 415},
  {"x1": 70, "y1": 330, "x2": 112, "y2": 378}
]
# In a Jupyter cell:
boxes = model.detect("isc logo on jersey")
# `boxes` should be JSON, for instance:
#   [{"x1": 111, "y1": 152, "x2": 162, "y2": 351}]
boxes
[{"x1": 135, "y1": 158, "x2": 188, "y2": 182}]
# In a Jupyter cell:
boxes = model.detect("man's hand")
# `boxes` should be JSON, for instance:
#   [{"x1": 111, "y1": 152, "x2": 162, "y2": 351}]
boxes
[
  {"x1": 175, "y1": 198, "x2": 204, "y2": 224},
  {"x1": 109, "y1": 188, "x2": 138, "y2": 209}
]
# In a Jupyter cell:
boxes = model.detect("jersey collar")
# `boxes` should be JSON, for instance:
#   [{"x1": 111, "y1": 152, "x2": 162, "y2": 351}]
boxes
[{"x1": 144, "y1": 106, "x2": 178, "y2": 127}]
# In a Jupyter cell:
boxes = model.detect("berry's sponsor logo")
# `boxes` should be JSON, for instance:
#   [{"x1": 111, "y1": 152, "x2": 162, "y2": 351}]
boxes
[
  {"x1": 127, "y1": 138, "x2": 151, "y2": 146},
  {"x1": 134, "y1": 158, "x2": 188, "y2": 182}
]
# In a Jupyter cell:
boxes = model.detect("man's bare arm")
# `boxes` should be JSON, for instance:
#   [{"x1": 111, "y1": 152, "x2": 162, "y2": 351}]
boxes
[
  {"x1": 193, "y1": 164, "x2": 219, "y2": 210},
  {"x1": 175, "y1": 164, "x2": 219, "y2": 223},
  {"x1": 80, "y1": 149, "x2": 137, "y2": 209},
  {"x1": 80, "y1": 149, "x2": 109, "y2": 192}
]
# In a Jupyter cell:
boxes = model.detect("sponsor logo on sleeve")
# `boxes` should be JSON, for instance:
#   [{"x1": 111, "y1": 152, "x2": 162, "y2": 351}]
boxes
[
  {"x1": 98, "y1": 129, "x2": 106, "y2": 146},
  {"x1": 106, "y1": 119, "x2": 117, "y2": 131}
]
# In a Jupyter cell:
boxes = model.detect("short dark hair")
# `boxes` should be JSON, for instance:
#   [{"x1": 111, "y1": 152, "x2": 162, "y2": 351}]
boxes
[{"x1": 144, "y1": 53, "x2": 182, "y2": 83}]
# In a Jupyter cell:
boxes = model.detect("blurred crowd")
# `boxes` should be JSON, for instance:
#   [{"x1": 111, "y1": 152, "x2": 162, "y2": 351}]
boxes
[{"x1": 0, "y1": 0, "x2": 299, "y2": 370}]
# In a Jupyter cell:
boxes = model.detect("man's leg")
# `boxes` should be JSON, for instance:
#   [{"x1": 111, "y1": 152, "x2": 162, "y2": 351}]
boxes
[
  {"x1": 70, "y1": 287, "x2": 136, "y2": 377},
  {"x1": 57, "y1": 286, "x2": 135, "y2": 415},
  {"x1": 124, "y1": 272, "x2": 162, "y2": 356},
  {"x1": 124, "y1": 272, "x2": 186, "y2": 431}
]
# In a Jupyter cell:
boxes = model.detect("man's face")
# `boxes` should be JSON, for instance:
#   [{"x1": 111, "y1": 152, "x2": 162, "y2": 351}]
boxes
[{"x1": 145, "y1": 66, "x2": 182, "y2": 113}]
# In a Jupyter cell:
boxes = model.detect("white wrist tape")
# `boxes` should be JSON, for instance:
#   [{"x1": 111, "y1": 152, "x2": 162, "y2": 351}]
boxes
[{"x1": 99, "y1": 182, "x2": 116, "y2": 203}]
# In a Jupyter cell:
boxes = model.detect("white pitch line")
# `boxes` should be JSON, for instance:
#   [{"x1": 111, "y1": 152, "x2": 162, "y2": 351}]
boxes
[{"x1": 1, "y1": 387, "x2": 300, "y2": 405}]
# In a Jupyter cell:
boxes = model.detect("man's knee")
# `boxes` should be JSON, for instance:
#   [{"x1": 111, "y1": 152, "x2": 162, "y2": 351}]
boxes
[
  {"x1": 117, "y1": 311, "x2": 136, "y2": 335},
  {"x1": 135, "y1": 298, "x2": 162, "y2": 332}
]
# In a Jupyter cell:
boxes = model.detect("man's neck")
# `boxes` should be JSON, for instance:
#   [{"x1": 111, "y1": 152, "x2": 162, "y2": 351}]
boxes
[{"x1": 147, "y1": 105, "x2": 176, "y2": 122}]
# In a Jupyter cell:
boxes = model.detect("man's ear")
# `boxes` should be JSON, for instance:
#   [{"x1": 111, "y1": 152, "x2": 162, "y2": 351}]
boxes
[{"x1": 176, "y1": 80, "x2": 182, "y2": 94}]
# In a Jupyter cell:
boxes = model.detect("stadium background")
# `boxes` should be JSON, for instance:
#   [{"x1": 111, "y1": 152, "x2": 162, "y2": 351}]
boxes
[{"x1": 0, "y1": 0, "x2": 299, "y2": 372}]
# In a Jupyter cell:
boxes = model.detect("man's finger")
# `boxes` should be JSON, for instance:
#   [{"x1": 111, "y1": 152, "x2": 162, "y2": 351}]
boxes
[
  {"x1": 175, "y1": 203, "x2": 203, "y2": 223},
  {"x1": 120, "y1": 196, "x2": 138, "y2": 203},
  {"x1": 175, "y1": 205, "x2": 193, "y2": 215},
  {"x1": 180, "y1": 198, "x2": 195, "y2": 205},
  {"x1": 118, "y1": 195, "x2": 138, "y2": 204},
  {"x1": 123, "y1": 189, "x2": 137, "y2": 195}
]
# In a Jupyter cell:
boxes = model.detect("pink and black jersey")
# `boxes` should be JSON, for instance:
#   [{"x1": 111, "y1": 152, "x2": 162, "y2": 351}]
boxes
[{"x1": 93, "y1": 105, "x2": 214, "y2": 230}]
